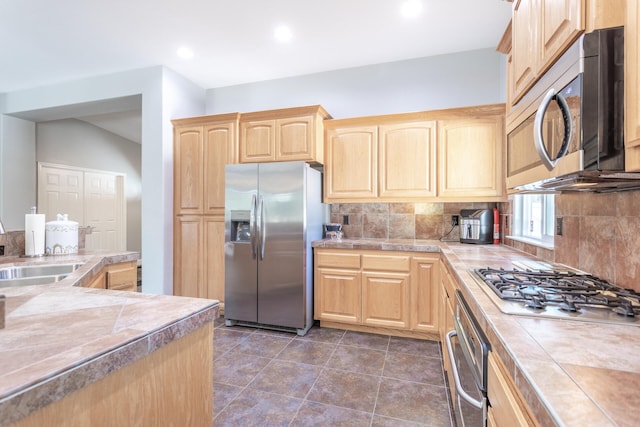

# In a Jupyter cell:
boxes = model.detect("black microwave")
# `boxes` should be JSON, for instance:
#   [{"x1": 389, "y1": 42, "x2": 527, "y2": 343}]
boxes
[{"x1": 506, "y1": 26, "x2": 640, "y2": 192}]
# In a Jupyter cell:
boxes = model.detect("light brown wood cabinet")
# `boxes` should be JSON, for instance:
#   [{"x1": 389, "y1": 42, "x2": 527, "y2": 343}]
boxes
[
  {"x1": 509, "y1": 0, "x2": 623, "y2": 105},
  {"x1": 239, "y1": 105, "x2": 330, "y2": 164},
  {"x1": 83, "y1": 261, "x2": 137, "y2": 292},
  {"x1": 626, "y1": 0, "x2": 640, "y2": 171},
  {"x1": 437, "y1": 111, "x2": 505, "y2": 199},
  {"x1": 439, "y1": 260, "x2": 458, "y2": 402},
  {"x1": 314, "y1": 248, "x2": 439, "y2": 339},
  {"x1": 324, "y1": 118, "x2": 437, "y2": 202},
  {"x1": 172, "y1": 113, "x2": 239, "y2": 305},
  {"x1": 487, "y1": 352, "x2": 539, "y2": 427},
  {"x1": 324, "y1": 106, "x2": 504, "y2": 203}
]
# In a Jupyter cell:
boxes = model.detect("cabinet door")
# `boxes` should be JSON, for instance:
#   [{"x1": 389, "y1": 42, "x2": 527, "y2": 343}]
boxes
[
  {"x1": 174, "y1": 216, "x2": 205, "y2": 298},
  {"x1": 174, "y1": 126, "x2": 204, "y2": 215},
  {"x1": 106, "y1": 261, "x2": 138, "y2": 292},
  {"x1": 204, "y1": 122, "x2": 236, "y2": 215},
  {"x1": 204, "y1": 217, "x2": 225, "y2": 303},
  {"x1": 362, "y1": 272, "x2": 410, "y2": 329},
  {"x1": 487, "y1": 352, "x2": 538, "y2": 427},
  {"x1": 410, "y1": 256, "x2": 439, "y2": 333},
  {"x1": 539, "y1": 0, "x2": 583, "y2": 73},
  {"x1": 314, "y1": 268, "x2": 361, "y2": 324},
  {"x1": 325, "y1": 126, "x2": 378, "y2": 201},
  {"x1": 512, "y1": 0, "x2": 539, "y2": 103},
  {"x1": 438, "y1": 115, "x2": 505, "y2": 199},
  {"x1": 626, "y1": 0, "x2": 640, "y2": 170},
  {"x1": 379, "y1": 121, "x2": 437, "y2": 199},
  {"x1": 240, "y1": 119, "x2": 275, "y2": 162},
  {"x1": 276, "y1": 116, "x2": 314, "y2": 161}
]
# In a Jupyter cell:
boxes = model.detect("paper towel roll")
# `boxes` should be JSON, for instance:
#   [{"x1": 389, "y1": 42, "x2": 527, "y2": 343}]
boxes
[{"x1": 25, "y1": 213, "x2": 45, "y2": 256}]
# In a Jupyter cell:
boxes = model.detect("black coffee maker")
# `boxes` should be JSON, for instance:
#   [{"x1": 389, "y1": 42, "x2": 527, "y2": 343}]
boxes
[{"x1": 460, "y1": 209, "x2": 493, "y2": 244}]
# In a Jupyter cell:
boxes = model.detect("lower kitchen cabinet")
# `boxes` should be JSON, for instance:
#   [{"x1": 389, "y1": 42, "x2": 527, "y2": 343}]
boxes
[
  {"x1": 314, "y1": 248, "x2": 439, "y2": 338},
  {"x1": 439, "y1": 259, "x2": 458, "y2": 401},
  {"x1": 487, "y1": 351, "x2": 538, "y2": 427},
  {"x1": 174, "y1": 215, "x2": 225, "y2": 304},
  {"x1": 83, "y1": 261, "x2": 137, "y2": 292}
]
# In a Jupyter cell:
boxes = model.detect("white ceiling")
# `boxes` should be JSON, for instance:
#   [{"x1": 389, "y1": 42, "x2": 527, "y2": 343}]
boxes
[{"x1": 0, "y1": 0, "x2": 512, "y2": 143}]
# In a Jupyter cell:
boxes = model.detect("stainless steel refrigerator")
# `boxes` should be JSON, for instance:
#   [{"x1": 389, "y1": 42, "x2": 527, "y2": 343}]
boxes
[{"x1": 224, "y1": 161, "x2": 323, "y2": 336}]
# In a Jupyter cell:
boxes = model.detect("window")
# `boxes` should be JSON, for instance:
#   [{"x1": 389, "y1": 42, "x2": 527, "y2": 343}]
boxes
[{"x1": 512, "y1": 194, "x2": 555, "y2": 247}]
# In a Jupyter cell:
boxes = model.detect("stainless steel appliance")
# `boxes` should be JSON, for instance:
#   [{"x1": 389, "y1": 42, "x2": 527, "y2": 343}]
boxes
[
  {"x1": 506, "y1": 26, "x2": 640, "y2": 192},
  {"x1": 445, "y1": 290, "x2": 491, "y2": 427},
  {"x1": 471, "y1": 260, "x2": 640, "y2": 326},
  {"x1": 460, "y1": 209, "x2": 493, "y2": 244},
  {"x1": 224, "y1": 161, "x2": 323, "y2": 336}
]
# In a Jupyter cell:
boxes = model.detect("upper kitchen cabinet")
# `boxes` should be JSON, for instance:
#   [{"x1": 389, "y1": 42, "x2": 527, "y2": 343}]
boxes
[
  {"x1": 239, "y1": 105, "x2": 331, "y2": 165},
  {"x1": 509, "y1": 0, "x2": 623, "y2": 105},
  {"x1": 173, "y1": 113, "x2": 240, "y2": 216},
  {"x1": 324, "y1": 114, "x2": 437, "y2": 203},
  {"x1": 437, "y1": 105, "x2": 505, "y2": 200},
  {"x1": 626, "y1": 0, "x2": 640, "y2": 171}
]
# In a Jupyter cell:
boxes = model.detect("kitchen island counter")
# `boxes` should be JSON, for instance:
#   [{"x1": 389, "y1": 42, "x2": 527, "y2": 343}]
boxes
[
  {"x1": 313, "y1": 239, "x2": 640, "y2": 426},
  {"x1": 0, "y1": 252, "x2": 219, "y2": 426}
]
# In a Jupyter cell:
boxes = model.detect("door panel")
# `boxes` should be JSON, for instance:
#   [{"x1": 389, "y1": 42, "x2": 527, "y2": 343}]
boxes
[{"x1": 258, "y1": 162, "x2": 305, "y2": 328}]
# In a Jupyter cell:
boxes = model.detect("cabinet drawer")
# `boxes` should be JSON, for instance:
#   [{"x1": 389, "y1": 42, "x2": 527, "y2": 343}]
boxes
[
  {"x1": 316, "y1": 251, "x2": 361, "y2": 269},
  {"x1": 362, "y1": 254, "x2": 410, "y2": 272}
]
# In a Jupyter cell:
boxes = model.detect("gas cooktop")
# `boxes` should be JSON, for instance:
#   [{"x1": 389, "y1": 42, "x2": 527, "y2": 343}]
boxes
[{"x1": 471, "y1": 261, "x2": 640, "y2": 326}]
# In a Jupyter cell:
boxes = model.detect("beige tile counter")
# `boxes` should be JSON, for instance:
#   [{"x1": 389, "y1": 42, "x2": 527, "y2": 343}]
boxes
[
  {"x1": 0, "y1": 251, "x2": 219, "y2": 426},
  {"x1": 313, "y1": 239, "x2": 640, "y2": 426}
]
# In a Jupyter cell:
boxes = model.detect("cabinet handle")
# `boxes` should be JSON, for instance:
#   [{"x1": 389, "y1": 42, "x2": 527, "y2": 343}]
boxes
[{"x1": 445, "y1": 330, "x2": 484, "y2": 409}]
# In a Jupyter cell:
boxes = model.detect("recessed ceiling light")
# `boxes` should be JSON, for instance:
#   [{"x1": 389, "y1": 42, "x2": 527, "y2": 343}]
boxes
[
  {"x1": 401, "y1": 0, "x2": 422, "y2": 18},
  {"x1": 176, "y1": 46, "x2": 194, "y2": 59},
  {"x1": 274, "y1": 25, "x2": 293, "y2": 42}
]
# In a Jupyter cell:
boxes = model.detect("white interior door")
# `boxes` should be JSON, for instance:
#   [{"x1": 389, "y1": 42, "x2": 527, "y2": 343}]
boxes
[{"x1": 38, "y1": 163, "x2": 126, "y2": 251}]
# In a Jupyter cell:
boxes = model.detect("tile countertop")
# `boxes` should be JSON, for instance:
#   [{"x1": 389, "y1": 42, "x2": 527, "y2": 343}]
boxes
[
  {"x1": 313, "y1": 239, "x2": 640, "y2": 426},
  {"x1": 0, "y1": 251, "x2": 220, "y2": 426}
]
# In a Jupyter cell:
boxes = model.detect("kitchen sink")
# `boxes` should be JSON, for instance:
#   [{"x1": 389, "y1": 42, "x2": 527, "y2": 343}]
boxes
[{"x1": 0, "y1": 263, "x2": 84, "y2": 287}]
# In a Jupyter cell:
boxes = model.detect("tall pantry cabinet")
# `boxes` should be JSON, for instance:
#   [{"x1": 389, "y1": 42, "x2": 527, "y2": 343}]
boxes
[{"x1": 172, "y1": 113, "x2": 240, "y2": 307}]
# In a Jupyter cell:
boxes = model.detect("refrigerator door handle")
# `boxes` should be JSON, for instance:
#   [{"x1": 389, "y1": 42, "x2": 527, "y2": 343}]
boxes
[
  {"x1": 250, "y1": 193, "x2": 257, "y2": 259},
  {"x1": 258, "y1": 195, "x2": 265, "y2": 260}
]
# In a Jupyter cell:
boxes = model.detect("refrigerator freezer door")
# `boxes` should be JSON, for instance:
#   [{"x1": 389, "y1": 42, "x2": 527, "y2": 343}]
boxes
[
  {"x1": 224, "y1": 163, "x2": 259, "y2": 323},
  {"x1": 257, "y1": 162, "x2": 306, "y2": 328}
]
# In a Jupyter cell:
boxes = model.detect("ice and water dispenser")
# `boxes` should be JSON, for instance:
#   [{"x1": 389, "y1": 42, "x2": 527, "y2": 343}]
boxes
[{"x1": 230, "y1": 210, "x2": 251, "y2": 242}]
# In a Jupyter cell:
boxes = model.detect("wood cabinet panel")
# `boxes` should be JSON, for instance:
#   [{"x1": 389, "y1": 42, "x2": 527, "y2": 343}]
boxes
[
  {"x1": 438, "y1": 115, "x2": 504, "y2": 198},
  {"x1": 512, "y1": 0, "x2": 539, "y2": 104},
  {"x1": 325, "y1": 125, "x2": 378, "y2": 200},
  {"x1": 174, "y1": 126, "x2": 204, "y2": 215},
  {"x1": 539, "y1": 0, "x2": 583, "y2": 72},
  {"x1": 314, "y1": 249, "x2": 439, "y2": 338},
  {"x1": 174, "y1": 216, "x2": 204, "y2": 299},
  {"x1": 204, "y1": 122, "x2": 237, "y2": 214},
  {"x1": 362, "y1": 272, "x2": 410, "y2": 329},
  {"x1": 378, "y1": 121, "x2": 437, "y2": 198},
  {"x1": 86, "y1": 271, "x2": 106, "y2": 289},
  {"x1": 204, "y1": 217, "x2": 225, "y2": 303},
  {"x1": 240, "y1": 119, "x2": 275, "y2": 162},
  {"x1": 106, "y1": 261, "x2": 137, "y2": 292},
  {"x1": 411, "y1": 256, "x2": 439, "y2": 334},
  {"x1": 14, "y1": 323, "x2": 213, "y2": 427},
  {"x1": 314, "y1": 268, "x2": 362, "y2": 324},
  {"x1": 487, "y1": 352, "x2": 538, "y2": 427},
  {"x1": 239, "y1": 105, "x2": 329, "y2": 164}
]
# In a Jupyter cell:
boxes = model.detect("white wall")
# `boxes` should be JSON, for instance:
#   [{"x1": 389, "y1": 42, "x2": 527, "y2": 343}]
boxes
[
  {"x1": 0, "y1": 115, "x2": 36, "y2": 229},
  {"x1": 0, "y1": 66, "x2": 206, "y2": 295},
  {"x1": 206, "y1": 48, "x2": 506, "y2": 117},
  {"x1": 36, "y1": 119, "x2": 142, "y2": 252}
]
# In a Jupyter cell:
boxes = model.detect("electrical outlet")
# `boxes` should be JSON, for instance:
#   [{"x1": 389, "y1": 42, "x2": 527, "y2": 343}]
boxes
[
  {"x1": 556, "y1": 217, "x2": 563, "y2": 236},
  {"x1": 451, "y1": 215, "x2": 459, "y2": 226},
  {"x1": 0, "y1": 245, "x2": 4, "y2": 256}
]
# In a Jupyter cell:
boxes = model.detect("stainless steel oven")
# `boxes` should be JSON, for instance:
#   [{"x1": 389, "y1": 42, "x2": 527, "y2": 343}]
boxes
[{"x1": 445, "y1": 291, "x2": 491, "y2": 426}]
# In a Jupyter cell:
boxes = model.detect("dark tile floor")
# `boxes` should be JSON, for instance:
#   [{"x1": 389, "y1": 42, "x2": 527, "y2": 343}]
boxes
[{"x1": 213, "y1": 317, "x2": 454, "y2": 426}]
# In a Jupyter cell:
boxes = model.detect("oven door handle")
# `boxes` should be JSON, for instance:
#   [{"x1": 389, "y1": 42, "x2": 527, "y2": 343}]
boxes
[{"x1": 445, "y1": 330, "x2": 484, "y2": 410}]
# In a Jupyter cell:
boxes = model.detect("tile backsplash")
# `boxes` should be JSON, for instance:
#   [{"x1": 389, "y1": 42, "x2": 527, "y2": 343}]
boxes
[
  {"x1": 329, "y1": 202, "x2": 496, "y2": 241},
  {"x1": 500, "y1": 191, "x2": 640, "y2": 292}
]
